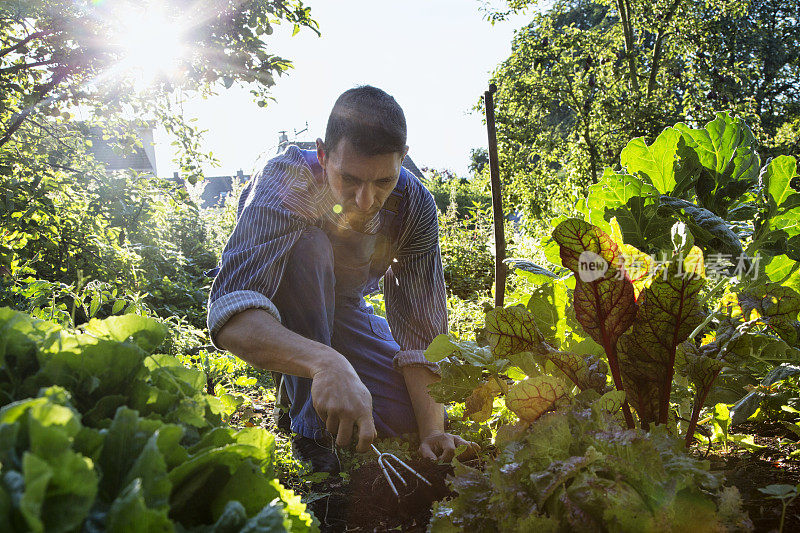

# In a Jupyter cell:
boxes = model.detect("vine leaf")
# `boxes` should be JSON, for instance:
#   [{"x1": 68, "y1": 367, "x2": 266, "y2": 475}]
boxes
[{"x1": 505, "y1": 376, "x2": 568, "y2": 423}]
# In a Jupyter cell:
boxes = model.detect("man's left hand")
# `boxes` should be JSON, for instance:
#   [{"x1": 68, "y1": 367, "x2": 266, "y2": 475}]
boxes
[{"x1": 418, "y1": 431, "x2": 479, "y2": 462}]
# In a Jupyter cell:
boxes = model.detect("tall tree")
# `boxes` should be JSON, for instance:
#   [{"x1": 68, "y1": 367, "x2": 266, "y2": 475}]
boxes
[
  {"x1": 482, "y1": 0, "x2": 800, "y2": 220},
  {"x1": 0, "y1": 0, "x2": 318, "y2": 325}
]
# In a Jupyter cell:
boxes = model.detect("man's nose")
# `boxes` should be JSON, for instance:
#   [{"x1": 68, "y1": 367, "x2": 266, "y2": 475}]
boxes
[{"x1": 355, "y1": 185, "x2": 374, "y2": 211}]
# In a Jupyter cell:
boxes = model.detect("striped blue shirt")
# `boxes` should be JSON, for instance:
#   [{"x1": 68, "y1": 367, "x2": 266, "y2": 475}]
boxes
[{"x1": 207, "y1": 145, "x2": 447, "y2": 371}]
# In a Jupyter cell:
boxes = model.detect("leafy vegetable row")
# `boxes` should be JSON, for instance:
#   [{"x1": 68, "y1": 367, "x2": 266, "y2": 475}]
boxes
[{"x1": 0, "y1": 309, "x2": 316, "y2": 532}]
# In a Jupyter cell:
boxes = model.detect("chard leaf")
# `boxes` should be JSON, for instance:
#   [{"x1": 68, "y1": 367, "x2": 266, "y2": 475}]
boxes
[
  {"x1": 542, "y1": 349, "x2": 608, "y2": 393},
  {"x1": 674, "y1": 113, "x2": 761, "y2": 216},
  {"x1": 463, "y1": 380, "x2": 503, "y2": 423},
  {"x1": 617, "y1": 259, "x2": 705, "y2": 427},
  {"x1": 620, "y1": 128, "x2": 681, "y2": 195},
  {"x1": 583, "y1": 169, "x2": 660, "y2": 216},
  {"x1": 595, "y1": 390, "x2": 626, "y2": 415},
  {"x1": 659, "y1": 196, "x2": 745, "y2": 262},
  {"x1": 735, "y1": 283, "x2": 800, "y2": 345},
  {"x1": 675, "y1": 341, "x2": 724, "y2": 397},
  {"x1": 765, "y1": 255, "x2": 800, "y2": 292},
  {"x1": 552, "y1": 219, "x2": 637, "y2": 352},
  {"x1": 526, "y1": 282, "x2": 568, "y2": 347},
  {"x1": 485, "y1": 305, "x2": 545, "y2": 358},
  {"x1": 427, "y1": 362, "x2": 482, "y2": 403},
  {"x1": 764, "y1": 156, "x2": 799, "y2": 214},
  {"x1": 505, "y1": 376, "x2": 568, "y2": 423},
  {"x1": 573, "y1": 277, "x2": 637, "y2": 351},
  {"x1": 581, "y1": 170, "x2": 673, "y2": 252},
  {"x1": 552, "y1": 218, "x2": 625, "y2": 273}
]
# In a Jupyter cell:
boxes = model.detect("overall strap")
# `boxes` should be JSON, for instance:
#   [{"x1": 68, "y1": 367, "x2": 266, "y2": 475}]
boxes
[
  {"x1": 300, "y1": 148, "x2": 322, "y2": 181},
  {"x1": 378, "y1": 167, "x2": 409, "y2": 245}
]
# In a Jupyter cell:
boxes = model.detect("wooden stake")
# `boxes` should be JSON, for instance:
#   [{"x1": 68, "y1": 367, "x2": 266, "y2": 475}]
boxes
[{"x1": 484, "y1": 84, "x2": 506, "y2": 308}]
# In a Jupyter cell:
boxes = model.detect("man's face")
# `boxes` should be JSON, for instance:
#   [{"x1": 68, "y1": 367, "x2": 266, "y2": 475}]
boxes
[{"x1": 317, "y1": 138, "x2": 407, "y2": 230}]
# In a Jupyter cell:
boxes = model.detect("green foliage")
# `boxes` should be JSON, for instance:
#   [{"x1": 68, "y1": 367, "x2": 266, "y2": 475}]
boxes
[
  {"x1": 486, "y1": 0, "x2": 800, "y2": 220},
  {"x1": 430, "y1": 400, "x2": 751, "y2": 532},
  {"x1": 437, "y1": 187, "x2": 496, "y2": 300},
  {"x1": 758, "y1": 483, "x2": 800, "y2": 533},
  {"x1": 0, "y1": 309, "x2": 317, "y2": 531}
]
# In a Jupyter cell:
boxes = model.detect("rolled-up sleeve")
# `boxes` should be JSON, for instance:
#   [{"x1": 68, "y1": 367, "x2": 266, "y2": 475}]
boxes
[
  {"x1": 384, "y1": 184, "x2": 448, "y2": 374},
  {"x1": 207, "y1": 148, "x2": 314, "y2": 347}
]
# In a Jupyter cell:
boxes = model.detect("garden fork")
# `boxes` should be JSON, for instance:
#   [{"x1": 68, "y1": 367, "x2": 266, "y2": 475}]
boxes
[{"x1": 370, "y1": 444, "x2": 432, "y2": 497}]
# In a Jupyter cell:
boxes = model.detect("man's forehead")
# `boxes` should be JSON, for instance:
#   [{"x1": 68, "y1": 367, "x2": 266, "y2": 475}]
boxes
[{"x1": 330, "y1": 140, "x2": 403, "y2": 178}]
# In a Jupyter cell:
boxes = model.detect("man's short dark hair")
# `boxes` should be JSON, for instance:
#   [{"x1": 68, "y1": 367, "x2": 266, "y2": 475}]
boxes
[{"x1": 324, "y1": 85, "x2": 407, "y2": 156}]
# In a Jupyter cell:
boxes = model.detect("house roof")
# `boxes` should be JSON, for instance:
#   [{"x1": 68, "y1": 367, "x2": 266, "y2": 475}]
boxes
[{"x1": 86, "y1": 127, "x2": 157, "y2": 174}]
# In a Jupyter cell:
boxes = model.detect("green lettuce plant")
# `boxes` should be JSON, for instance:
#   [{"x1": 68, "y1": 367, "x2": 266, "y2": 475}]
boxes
[{"x1": 0, "y1": 309, "x2": 317, "y2": 532}]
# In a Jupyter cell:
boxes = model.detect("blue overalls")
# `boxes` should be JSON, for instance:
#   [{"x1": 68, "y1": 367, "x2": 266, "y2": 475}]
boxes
[{"x1": 270, "y1": 149, "x2": 417, "y2": 440}]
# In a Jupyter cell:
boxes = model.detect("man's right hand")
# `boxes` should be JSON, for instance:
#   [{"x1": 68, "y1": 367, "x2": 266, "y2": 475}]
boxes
[{"x1": 311, "y1": 359, "x2": 377, "y2": 452}]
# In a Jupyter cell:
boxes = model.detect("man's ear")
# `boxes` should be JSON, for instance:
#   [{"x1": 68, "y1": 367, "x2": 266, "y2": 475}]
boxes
[{"x1": 316, "y1": 138, "x2": 326, "y2": 168}]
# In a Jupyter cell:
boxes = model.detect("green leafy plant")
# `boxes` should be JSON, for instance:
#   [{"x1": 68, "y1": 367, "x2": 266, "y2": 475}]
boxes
[
  {"x1": 758, "y1": 484, "x2": 800, "y2": 533},
  {"x1": 0, "y1": 308, "x2": 317, "y2": 531},
  {"x1": 429, "y1": 397, "x2": 751, "y2": 532}
]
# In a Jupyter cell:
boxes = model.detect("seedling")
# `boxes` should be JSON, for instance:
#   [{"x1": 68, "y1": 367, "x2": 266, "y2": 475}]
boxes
[{"x1": 758, "y1": 483, "x2": 800, "y2": 533}]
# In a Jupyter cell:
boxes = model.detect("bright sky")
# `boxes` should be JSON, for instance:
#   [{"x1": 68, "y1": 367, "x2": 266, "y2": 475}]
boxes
[{"x1": 155, "y1": 1, "x2": 532, "y2": 178}]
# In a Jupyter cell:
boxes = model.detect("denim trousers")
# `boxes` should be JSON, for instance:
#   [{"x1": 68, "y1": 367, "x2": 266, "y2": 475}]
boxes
[{"x1": 272, "y1": 225, "x2": 417, "y2": 440}]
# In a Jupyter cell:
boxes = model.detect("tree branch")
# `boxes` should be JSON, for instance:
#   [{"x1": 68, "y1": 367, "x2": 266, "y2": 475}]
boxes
[
  {"x1": 0, "y1": 29, "x2": 52, "y2": 58},
  {"x1": 617, "y1": 0, "x2": 639, "y2": 91},
  {"x1": 647, "y1": 0, "x2": 682, "y2": 99},
  {"x1": 0, "y1": 67, "x2": 69, "y2": 148},
  {"x1": 0, "y1": 58, "x2": 59, "y2": 75}
]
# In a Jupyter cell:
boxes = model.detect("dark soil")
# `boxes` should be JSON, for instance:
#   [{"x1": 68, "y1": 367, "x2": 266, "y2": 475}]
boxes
[
  {"x1": 307, "y1": 460, "x2": 453, "y2": 532},
  {"x1": 705, "y1": 421, "x2": 800, "y2": 532}
]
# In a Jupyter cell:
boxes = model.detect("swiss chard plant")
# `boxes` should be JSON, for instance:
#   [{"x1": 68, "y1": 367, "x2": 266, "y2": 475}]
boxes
[{"x1": 427, "y1": 113, "x2": 799, "y2": 530}]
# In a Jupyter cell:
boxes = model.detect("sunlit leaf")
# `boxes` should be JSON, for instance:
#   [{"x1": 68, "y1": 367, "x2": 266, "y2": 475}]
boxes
[
  {"x1": 505, "y1": 376, "x2": 568, "y2": 423},
  {"x1": 617, "y1": 259, "x2": 705, "y2": 427},
  {"x1": 621, "y1": 128, "x2": 680, "y2": 195},
  {"x1": 485, "y1": 305, "x2": 545, "y2": 358},
  {"x1": 463, "y1": 380, "x2": 504, "y2": 423}
]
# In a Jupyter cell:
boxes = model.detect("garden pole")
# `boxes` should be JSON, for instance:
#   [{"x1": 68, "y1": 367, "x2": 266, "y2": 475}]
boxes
[{"x1": 484, "y1": 83, "x2": 506, "y2": 308}]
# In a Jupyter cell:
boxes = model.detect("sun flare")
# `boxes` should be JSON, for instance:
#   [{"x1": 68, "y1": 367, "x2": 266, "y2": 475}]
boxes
[{"x1": 109, "y1": 3, "x2": 186, "y2": 86}]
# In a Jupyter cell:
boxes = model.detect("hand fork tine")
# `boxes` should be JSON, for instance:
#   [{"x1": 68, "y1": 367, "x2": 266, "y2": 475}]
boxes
[{"x1": 370, "y1": 444, "x2": 432, "y2": 498}]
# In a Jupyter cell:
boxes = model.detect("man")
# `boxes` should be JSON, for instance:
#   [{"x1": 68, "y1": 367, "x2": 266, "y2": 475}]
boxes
[{"x1": 208, "y1": 86, "x2": 470, "y2": 473}]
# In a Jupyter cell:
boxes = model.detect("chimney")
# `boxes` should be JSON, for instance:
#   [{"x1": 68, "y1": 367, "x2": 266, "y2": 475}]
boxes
[{"x1": 278, "y1": 131, "x2": 289, "y2": 152}]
